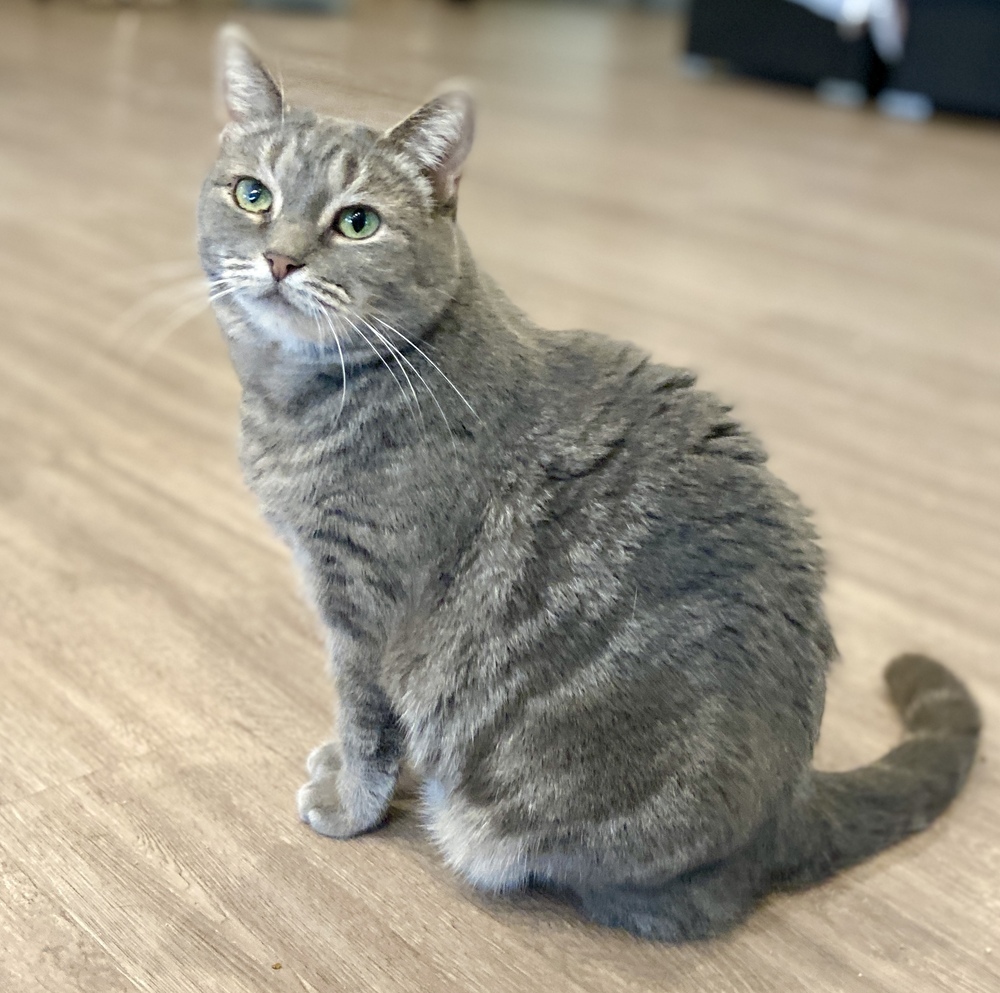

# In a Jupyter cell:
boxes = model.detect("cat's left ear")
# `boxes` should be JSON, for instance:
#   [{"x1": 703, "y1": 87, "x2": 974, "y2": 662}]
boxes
[
  {"x1": 216, "y1": 25, "x2": 283, "y2": 125},
  {"x1": 385, "y1": 91, "x2": 475, "y2": 207}
]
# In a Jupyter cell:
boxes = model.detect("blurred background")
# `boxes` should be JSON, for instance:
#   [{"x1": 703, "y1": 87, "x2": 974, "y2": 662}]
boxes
[{"x1": 1, "y1": 2, "x2": 998, "y2": 992}]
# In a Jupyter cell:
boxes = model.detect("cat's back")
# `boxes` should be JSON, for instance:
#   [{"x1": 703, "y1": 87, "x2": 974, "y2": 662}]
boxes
[
  {"x1": 520, "y1": 323, "x2": 834, "y2": 728},
  {"x1": 531, "y1": 327, "x2": 829, "y2": 634},
  {"x1": 528, "y1": 327, "x2": 783, "y2": 514}
]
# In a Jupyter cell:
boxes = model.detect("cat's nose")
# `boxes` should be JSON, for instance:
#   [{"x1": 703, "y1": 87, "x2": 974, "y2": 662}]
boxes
[{"x1": 264, "y1": 252, "x2": 304, "y2": 281}]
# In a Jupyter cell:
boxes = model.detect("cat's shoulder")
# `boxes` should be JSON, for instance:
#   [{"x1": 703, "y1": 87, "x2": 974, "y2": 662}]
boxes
[
  {"x1": 535, "y1": 327, "x2": 693, "y2": 398},
  {"x1": 531, "y1": 327, "x2": 767, "y2": 473}
]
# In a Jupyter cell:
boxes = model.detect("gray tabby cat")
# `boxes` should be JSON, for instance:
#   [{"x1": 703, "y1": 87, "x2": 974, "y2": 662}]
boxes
[{"x1": 198, "y1": 26, "x2": 981, "y2": 941}]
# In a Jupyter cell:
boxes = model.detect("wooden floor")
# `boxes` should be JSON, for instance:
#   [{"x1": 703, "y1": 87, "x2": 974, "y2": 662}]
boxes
[{"x1": 1, "y1": 0, "x2": 998, "y2": 989}]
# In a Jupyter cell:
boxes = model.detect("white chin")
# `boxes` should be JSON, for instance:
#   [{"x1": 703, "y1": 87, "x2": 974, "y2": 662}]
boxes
[{"x1": 239, "y1": 292, "x2": 325, "y2": 350}]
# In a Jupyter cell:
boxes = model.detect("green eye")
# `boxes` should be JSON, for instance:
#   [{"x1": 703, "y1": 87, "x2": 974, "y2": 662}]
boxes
[
  {"x1": 336, "y1": 206, "x2": 380, "y2": 240},
  {"x1": 233, "y1": 177, "x2": 273, "y2": 213}
]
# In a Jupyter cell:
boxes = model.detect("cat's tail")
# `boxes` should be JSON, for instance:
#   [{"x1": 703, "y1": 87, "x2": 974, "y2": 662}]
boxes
[{"x1": 774, "y1": 654, "x2": 980, "y2": 889}]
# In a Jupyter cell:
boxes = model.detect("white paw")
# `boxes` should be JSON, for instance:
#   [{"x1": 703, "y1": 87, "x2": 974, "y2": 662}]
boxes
[{"x1": 296, "y1": 775, "x2": 359, "y2": 839}]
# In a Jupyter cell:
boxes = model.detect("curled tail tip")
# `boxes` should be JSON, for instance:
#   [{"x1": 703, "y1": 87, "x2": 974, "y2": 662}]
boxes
[
  {"x1": 885, "y1": 653, "x2": 981, "y2": 739},
  {"x1": 776, "y1": 654, "x2": 980, "y2": 890},
  {"x1": 885, "y1": 653, "x2": 953, "y2": 702}
]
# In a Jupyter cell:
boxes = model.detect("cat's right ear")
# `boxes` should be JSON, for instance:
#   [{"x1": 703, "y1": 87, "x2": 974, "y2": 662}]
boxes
[{"x1": 215, "y1": 25, "x2": 283, "y2": 125}]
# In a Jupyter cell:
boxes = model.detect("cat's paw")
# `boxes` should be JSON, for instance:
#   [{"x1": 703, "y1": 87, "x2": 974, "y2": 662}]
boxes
[
  {"x1": 296, "y1": 774, "x2": 363, "y2": 839},
  {"x1": 297, "y1": 742, "x2": 389, "y2": 839}
]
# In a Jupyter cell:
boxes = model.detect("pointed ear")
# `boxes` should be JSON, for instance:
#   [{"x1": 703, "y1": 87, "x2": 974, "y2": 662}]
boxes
[
  {"x1": 216, "y1": 25, "x2": 283, "y2": 125},
  {"x1": 385, "y1": 91, "x2": 475, "y2": 206}
]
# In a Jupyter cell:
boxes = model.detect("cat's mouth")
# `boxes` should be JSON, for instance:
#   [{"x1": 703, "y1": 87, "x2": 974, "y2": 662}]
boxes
[
  {"x1": 235, "y1": 281, "x2": 355, "y2": 353},
  {"x1": 229, "y1": 281, "x2": 310, "y2": 331},
  {"x1": 256, "y1": 281, "x2": 305, "y2": 313},
  {"x1": 260, "y1": 280, "x2": 350, "y2": 314}
]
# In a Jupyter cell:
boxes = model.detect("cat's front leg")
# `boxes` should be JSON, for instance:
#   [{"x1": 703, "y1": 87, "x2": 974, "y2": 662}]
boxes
[{"x1": 297, "y1": 673, "x2": 403, "y2": 839}]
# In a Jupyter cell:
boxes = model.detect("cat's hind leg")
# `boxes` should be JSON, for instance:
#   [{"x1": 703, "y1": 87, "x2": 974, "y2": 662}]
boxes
[
  {"x1": 571, "y1": 852, "x2": 766, "y2": 942},
  {"x1": 421, "y1": 781, "x2": 535, "y2": 892}
]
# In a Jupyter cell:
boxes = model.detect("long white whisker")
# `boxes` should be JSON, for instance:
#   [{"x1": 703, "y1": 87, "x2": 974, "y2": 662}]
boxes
[
  {"x1": 357, "y1": 313, "x2": 445, "y2": 439},
  {"x1": 340, "y1": 312, "x2": 418, "y2": 424},
  {"x1": 370, "y1": 314, "x2": 480, "y2": 421},
  {"x1": 131, "y1": 283, "x2": 249, "y2": 366},
  {"x1": 132, "y1": 294, "x2": 223, "y2": 366},
  {"x1": 129, "y1": 300, "x2": 208, "y2": 366},
  {"x1": 106, "y1": 276, "x2": 209, "y2": 348},
  {"x1": 307, "y1": 301, "x2": 349, "y2": 421},
  {"x1": 353, "y1": 312, "x2": 427, "y2": 432},
  {"x1": 208, "y1": 279, "x2": 256, "y2": 305}
]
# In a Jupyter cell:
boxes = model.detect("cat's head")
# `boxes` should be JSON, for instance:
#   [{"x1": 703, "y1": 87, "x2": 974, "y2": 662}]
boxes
[{"x1": 198, "y1": 26, "x2": 474, "y2": 360}]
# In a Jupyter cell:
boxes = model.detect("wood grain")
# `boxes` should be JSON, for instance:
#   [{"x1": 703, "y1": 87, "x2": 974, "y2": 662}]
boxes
[{"x1": 1, "y1": 1, "x2": 997, "y2": 990}]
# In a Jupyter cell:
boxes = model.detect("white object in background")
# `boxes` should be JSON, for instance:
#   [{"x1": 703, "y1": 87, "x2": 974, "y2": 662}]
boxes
[
  {"x1": 787, "y1": 0, "x2": 906, "y2": 61},
  {"x1": 877, "y1": 89, "x2": 934, "y2": 121}
]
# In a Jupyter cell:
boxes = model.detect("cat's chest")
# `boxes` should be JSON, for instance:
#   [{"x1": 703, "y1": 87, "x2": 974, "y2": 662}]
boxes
[
  {"x1": 239, "y1": 422, "x2": 337, "y2": 528},
  {"x1": 236, "y1": 405, "x2": 440, "y2": 587}
]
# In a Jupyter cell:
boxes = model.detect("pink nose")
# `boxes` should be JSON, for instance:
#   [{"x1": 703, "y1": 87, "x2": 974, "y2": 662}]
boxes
[{"x1": 264, "y1": 252, "x2": 304, "y2": 281}]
